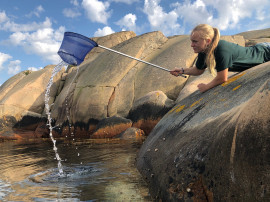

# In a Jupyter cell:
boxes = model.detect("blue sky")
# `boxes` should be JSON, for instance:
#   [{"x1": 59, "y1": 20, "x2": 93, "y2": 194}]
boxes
[{"x1": 0, "y1": 0, "x2": 270, "y2": 85}]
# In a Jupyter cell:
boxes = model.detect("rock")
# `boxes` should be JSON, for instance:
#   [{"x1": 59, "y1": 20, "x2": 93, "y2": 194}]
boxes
[
  {"x1": 0, "y1": 65, "x2": 64, "y2": 138},
  {"x1": 84, "y1": 31, "x2": 136, "y2": 63},
  {"x1": 92, "y1": 116, "x2": 132, "y2": 138},
  {"x1": 51, "y1": 31, "x2": 169, "y2": 126},
  {"x1": 177, "y1": 71, "x2": 237, "y2": 102},
  {"x1": 237, "y1": 28, "x2": 270, "y2": 46},
  {"x1": 245, "y1": 38, "x2": 270, "y2": 46},
  {"x1": 237, "y1": 28, "x2": 270, "y2": 40},
  {"x1": 0, "y1": 65, "x2": 64, "y2": 119},
  {"x1": 136, "y1": 62, "x2": 270, "y2": 201},
  {"x1": 117, "y1": 127, "x2": 145, "y2": 140},
  {"x1": 34, "y1": 121, "x2": 49, "y2": 138},
  {"x1": 134, "y1": 35, "x2": 193, "y2": 101},
  {"x1": 0, "y1": 115, "x2": 17, "y2": 140},
  {"x1": 0, "y1": 71, "x2": 27, "y2": 101},
  {"x1": 128, "y1": 91, "x2": 174, "y2": 135}
]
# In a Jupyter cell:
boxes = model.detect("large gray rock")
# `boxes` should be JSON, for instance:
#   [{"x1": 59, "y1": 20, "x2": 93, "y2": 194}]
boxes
[
  {"x1": 237, "y1": 28, "x2": 270, "y2": 40},
  {"x1": 134, "y1": 35, "x2": 193, "y2": 101},
  {"x1": 84, "y1": 31, "x2": 136, "y2": 63},
  {"x1": 136, "y1": 62, "x2": 270, "y2": 201},
  {"x1": 0, "y1": 65, "x2": 64, "y2": 121},
  {"x1": 51, "y1": 32, "x2": 198, "y2": 128},
  {"x1": 0, "y1": 65, "x2": 64, "y2": 140},
  {"x1": 51, "y1": 31, "x2": 171, "y2": 125},
  {"x1": 128, "y1": 91, "x2": 174, "y2": 135}
]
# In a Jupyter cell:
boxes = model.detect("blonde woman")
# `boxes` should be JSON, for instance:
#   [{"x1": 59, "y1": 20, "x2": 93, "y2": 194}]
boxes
[{"x1": 170, "y1": 24, "x2": 270, "y2": 92}]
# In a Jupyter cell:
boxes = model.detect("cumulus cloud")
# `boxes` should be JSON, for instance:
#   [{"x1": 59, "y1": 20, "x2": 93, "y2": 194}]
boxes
[
  {"x1": 0, "y1": 52, "x2": 12, "y2": 70},
  {"x1": 0, "y1": 16, "x2": 52, "y2": 32},
  {"x1": 172, "y1": 0, "x2": 270, "y2": 31},
  {"x1": 8, "y1": 60, "x2": 21, "y2": 75},
  {"x1": 143, "y1": 0, "x2": 182, "y2": 36},
  {"x1": 141, "y1": 0, "x2": 270, "y2": 35},
  {"x1": 94, "y1": 26, "x2": 115, "y2": 37},
  {"x1": 82, "y1": 0, "x2": 111, "y2": 24},
  {"x1": 116, "y1": 13, "x2": 137, "y2": 32},
  {"x1": 4, "y1": 18, "x2": 65, "y2": 64}
]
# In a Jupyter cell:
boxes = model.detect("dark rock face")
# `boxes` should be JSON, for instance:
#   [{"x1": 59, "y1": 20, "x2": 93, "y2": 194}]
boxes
[
  {"x1": 136, "y1": 62, "x2": 270, "y2": 201},
  {"x1": 116, "y1": 127, "x2": 145, "y2": 141},
  {"x1": 92, "y1": 116, "x2": 132, "y2": 138},
  {"x1": 127, "y1": 91, "x2": 175, "y2": 135}
]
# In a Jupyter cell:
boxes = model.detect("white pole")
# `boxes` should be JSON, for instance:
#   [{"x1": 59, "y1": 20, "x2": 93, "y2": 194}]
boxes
[{"x1": 98, "y1": 45, "x2": 187, "y2": 78}]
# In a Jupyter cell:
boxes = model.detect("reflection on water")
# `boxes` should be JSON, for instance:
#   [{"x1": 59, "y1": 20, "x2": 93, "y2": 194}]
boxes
[{"x1": 0, "y1": 139, "x2": 151, "y2": 201}]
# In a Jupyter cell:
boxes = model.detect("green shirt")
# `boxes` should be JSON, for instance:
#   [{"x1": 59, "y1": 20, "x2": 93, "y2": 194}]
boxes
[{"x1": 196, "y1": 40, "x2": 270, "y2": 72}]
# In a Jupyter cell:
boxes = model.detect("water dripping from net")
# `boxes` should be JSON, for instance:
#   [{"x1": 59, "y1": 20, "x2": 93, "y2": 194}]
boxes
[
  {"x1": 44, "y1": 61, "x2": 67, "y2": 176},
  {"x1": 45, "y1": 61, "x2": 82, "y2": 176}
]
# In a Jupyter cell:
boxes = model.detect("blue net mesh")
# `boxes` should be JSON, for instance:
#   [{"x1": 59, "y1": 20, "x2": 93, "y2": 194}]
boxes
[{"x1": 58, "y1": 32, "x2": 98, "y2": 66}]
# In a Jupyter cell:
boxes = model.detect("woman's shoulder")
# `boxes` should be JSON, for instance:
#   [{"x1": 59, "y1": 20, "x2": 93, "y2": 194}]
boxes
[
  {"x1": 216, "y1": 40, "x2": 241, "y2": 53},
  {"x1": 217, "y1": 40, "x2": 239, "y2": 48}
]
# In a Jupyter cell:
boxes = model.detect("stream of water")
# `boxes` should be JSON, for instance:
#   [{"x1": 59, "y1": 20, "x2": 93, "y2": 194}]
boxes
[{"x1": 0, "y1": 138, "x2": 151, "y2": 201}]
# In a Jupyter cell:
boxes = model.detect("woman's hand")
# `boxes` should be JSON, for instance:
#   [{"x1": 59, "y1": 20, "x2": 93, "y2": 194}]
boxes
[
  {"x1": 197, "y1": 69, "x2": 228, "y2": 92},
  {"x1": 170, "y1": 66, "x2": 205, "y2": 77},
  {"x1": 170, "y1": 68, "x2": 183, "y2": 77},
  {"x1": 197, "y1": 83, "x2": 209, "y2": 92}
]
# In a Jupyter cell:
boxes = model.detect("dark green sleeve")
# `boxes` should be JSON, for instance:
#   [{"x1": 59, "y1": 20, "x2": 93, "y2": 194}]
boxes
[
  {"x1": 196, "y1": 53, "x2": 207, "y2": 70},
  {"x1": 215, "y1": 48, "x2": 232, "y2": 72}
]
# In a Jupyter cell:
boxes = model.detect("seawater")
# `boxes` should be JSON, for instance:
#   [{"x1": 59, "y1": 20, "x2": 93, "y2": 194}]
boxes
[{"x1": 0, "y1": 139, "x2": 151, "y2": 201}]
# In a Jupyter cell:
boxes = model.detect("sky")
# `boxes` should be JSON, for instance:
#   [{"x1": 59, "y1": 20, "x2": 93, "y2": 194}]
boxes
[{"x1": 0, "y1": 0, "x2": 270, "y2": 85}]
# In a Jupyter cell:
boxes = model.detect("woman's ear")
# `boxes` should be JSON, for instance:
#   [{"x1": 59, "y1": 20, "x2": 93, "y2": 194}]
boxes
[{"x1": 206, "y1": 38, "x2": 212, "y2": 46}]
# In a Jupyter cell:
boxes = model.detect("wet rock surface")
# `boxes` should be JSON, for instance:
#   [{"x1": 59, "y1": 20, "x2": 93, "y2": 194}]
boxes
[{"x1": 136, "y1": 62, "x2": 270, "y2": 201}]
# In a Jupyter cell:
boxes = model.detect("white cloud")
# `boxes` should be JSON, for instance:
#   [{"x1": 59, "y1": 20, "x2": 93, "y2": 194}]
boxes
[
  {"x1": 8, "y1": 32, "x2": 28, "y2": 46},
  {"x1": 63, "y1": 8, "x2": 81, "y2": 18},
  {"x1": 110, "y1": 0, "x2": 139, "y2": 4},
  {"x1": 82, "y1": 0, "x2": 111, "y2": 24},
  {"x1": 0, "y1": 17, "x2": 52, "y2": 32},
  {"x1": 171, "y1": 0, "x2": 211, "y2": 30},
  {"x1": 116, "y1": 13, "x2": 137, "y2": 32},
  {"x1": 172, "y1": 0, "x2": 270, "y2": 32},
  {"x1": 5, "y1": 19, "x2": 65, "y2": 64},
  {"x1": 26, "y1": 5, "x2": 45, "y2": 18},
  {"x1": 63, "y1": 0, "x2": 81, "y2": 18},
  {"x1": 71, "y1": 0, "x2": 79, "y2": 6},
  {"x1": 8, "y1": 60, "x2": 21, "y2": 75},
  {"x1": 94, "y1": 26, "x2": 115, "y2": 37},
  {"x1": 0, "y1": 11, "x2": 9, "y2": 23},
  {"x1": 0, "y1": 52, "x2": 12, "y2": 70},
  {"x1": 143, "y1": 0, "x2": 182, "y2": 36}
]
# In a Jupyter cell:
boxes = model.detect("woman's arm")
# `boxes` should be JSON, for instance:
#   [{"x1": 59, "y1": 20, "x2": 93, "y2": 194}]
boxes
[
  {"x1": 197, "y1": 68, "x2": 228, "y2": 92},
  {"x1": 170, "y1": 66, "x2": 205, "y2": 76}
]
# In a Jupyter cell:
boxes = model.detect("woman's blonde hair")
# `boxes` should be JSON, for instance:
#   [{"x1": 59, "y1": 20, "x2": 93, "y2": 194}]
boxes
[{"x1": 192, "y1": 24, "x2": 220, "y2": 76}]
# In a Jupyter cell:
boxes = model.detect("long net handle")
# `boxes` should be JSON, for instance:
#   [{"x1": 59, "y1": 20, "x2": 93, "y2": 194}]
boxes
[{"x1": 98, "y1": 45, "x2": 187, "y2": 78}]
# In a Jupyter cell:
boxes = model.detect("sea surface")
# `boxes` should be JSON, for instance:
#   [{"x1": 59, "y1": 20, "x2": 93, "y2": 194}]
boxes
[{"x1": 0, "y1": 138, "x2": 151, "y2": 201}]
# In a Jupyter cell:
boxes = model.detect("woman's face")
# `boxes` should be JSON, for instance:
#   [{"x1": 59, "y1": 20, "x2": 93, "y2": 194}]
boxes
[{"x1": 190, "y1": 31, "x2": 210, "y2": 53}]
